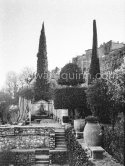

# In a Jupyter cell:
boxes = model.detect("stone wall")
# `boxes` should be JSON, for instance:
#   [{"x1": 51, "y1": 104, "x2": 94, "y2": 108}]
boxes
[
  {"x1": 0, "y1": 126, "x2": 55, "y2": 150},
  {"x1": 0, "y1": 149, "x2": 35, "y2": 166}
]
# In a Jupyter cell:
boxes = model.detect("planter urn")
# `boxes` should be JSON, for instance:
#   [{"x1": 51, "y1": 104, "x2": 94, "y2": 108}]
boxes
[{"x1": 83, "y1": 116, "x2": 102, "y2": 146}]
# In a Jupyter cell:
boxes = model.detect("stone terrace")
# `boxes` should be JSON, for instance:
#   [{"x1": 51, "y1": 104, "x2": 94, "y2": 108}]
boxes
[{"x1": 0, "y1": 119, "x2": 68, "y2": 166}]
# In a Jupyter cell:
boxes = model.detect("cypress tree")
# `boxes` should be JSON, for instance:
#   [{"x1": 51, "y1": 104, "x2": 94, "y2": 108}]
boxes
[
  {"x1": 35, "y1": 22, "x2": 49, "y2": 101},
  {"x1": 88, "y1": 20, "x2": 100, "y2": 84}
]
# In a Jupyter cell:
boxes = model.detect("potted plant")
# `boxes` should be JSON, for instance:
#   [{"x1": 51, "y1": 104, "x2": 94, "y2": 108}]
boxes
[{"x1": 83, "y1": 116, "x2": 102, "y2": 146}]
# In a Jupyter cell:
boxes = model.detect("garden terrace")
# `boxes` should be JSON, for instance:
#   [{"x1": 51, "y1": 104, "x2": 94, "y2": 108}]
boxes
[{"x1": 0, "y1": 123, "x2": 68, "y2": 165}]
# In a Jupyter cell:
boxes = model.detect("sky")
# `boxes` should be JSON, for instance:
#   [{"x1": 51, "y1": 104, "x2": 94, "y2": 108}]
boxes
[{"x1": 0, "y1": 0, "x2": 125, "y2": 89}]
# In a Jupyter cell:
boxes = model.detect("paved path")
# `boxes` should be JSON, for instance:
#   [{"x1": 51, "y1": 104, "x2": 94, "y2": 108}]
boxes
[{"x1": 31, "y1": 119, "x2": 63, "y2": 128}]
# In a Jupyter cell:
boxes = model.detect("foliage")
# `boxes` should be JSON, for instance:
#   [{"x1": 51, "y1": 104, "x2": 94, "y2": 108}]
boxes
[
  {"x1": 0, "y1": 91, "x2": 12, "y2": 103},
  {"x1": 18, "y1": 87, "x2": 34, "y2": 100},
  {"x1": 103, "y1": 46, "x2": 125, "y2": 72},
  {"x1": 5, "y1": 71, "x2": 18, "y2": 98},
  {"x1": 58, "y1": 63, "x2": 85, "y2": 86},
  {"x1": 106, "y1": 61, "x2": 125, "y2": 115},
  {"x1": 65, "y1": 127, "x2": 89, "y2": 166},
  {"x1": 86, "y1": 78, "x2": 116, "y2": 124},
  {"x1": 103, "y1": 116, "x2": 124, "y2": 164},
  {"x1": 88, "y1": 20, "x2": 100, "y2": 84},
  {"x1": 35, "y1": 22, "x2": 49, "y2": 101},
  {"x1": 18, "y1": 67, "x2": 35, "y2": 88},
  {"x1": 50, "y1": 152, "x2": 68, "y2": 164},
  {"x1": 54, "y1": 87, "x2": 90, "y2": 117},
  {"x1": 0, "y1": 91, "x2": 12, "y2": 123},
  {"x1": 0, "y1": 150, "x2": 12, "y2": 165},
  {"x1": 85, "y1": 115, "x2": 98, "y2": 123},
  {"x1": 0, "y1": 102, "x2": 9, "y2": 123}
]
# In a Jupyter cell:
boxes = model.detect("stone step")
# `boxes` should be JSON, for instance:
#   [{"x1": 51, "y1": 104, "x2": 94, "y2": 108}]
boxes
[
  {"x1": 50, "y1": 148, "x2": 67, "y2": 152},
  {"x1": 35, "y1": 149, "x2": 49, "y2": 155},
  {"x1": 55, "y1": 138, "x2": 65, "y2": 141},
  {"x1": 35, "y1": 160, "x2": 49, "y2": 164},
  {"x1": 55, "y1": 129, "x2": 65, "y2": 132},
  {"x1": 55, "y1": 135, "x2": 65, "y2": 137},
  {"x1": 35, "y1": 155, "x2": 49, "y2": 160},
  {"x1": 35, "y1": 164, "x2": 49, "y2": 166},
  {"x1": 56, "y1": 145, "x2": 67, "y2": 148},
  {"x1": 55, "y1": 131, "x2": 65, "y2": 134},
  {"x1": 55, "y1": 134, "x2": 65, "y2": 137},
  {"x1": 56, "y1": 144, "x2": 66, "y2": 147},
  {"x1": 55, "y1": 147, "x2": 67, "y2": 150},
  {"x1": 55, "y1": 136, "x2": 65, "y2": 139},
  {"x1": 55, "y1": 141, "x2": 66, "y2": 145},
  {"x1": 56, "y1": 135, "x2": 65, "y2": 137}
]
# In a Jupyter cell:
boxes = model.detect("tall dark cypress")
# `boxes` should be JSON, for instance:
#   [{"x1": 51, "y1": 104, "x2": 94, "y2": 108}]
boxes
[
  {"x1": 35, "y1": 22, "x2": 49, "y2": 101},
  {"x1": 88, "y1": 20, "x2": 100, "y2": 84}
]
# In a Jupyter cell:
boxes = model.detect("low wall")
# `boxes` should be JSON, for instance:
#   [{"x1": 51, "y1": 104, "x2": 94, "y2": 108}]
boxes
[
  {"x1": 0, "y1": 149, "x2": 35, "y2": 166},
  {"x1": 0, "y1": 126, "x2": 55, "y2": 150}
]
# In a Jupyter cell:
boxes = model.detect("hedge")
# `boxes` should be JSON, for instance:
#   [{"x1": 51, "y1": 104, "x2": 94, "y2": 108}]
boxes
[
  {"x1": 65, "y1": 127, "x2": 90, "y2": 166},
  {"x1": 50, "y1": 151, "x2": 68, "y2": 164},
  {"x1": 54, "y1": 87, "x2": 87, "y2": 109}
]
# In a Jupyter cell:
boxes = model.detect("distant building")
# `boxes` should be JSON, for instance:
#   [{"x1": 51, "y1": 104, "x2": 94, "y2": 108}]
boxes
[
  {"x1": 72, "y1": 54, "x2": 87, "y2": 72},
  {"x1": 72, "y1": 40, "x2": 125, "y2": 73}
]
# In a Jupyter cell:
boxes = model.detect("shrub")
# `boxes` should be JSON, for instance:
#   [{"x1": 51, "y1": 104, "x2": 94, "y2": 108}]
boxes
[
  {"x1": 65, "y1": 127, "x2": 89, "y2": 166},
  {"x1": 103, "y1": 116, "x2": 124, "y2": 164},
  {"x1": 86, "y1": 78, "x2": 117, "y2": 124}
]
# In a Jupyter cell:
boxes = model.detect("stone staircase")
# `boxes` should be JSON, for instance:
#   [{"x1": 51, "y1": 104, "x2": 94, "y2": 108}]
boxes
[
  {"x1": 55, "y1": 128, "x2": 67, "y2": 149},
  {"x1": 35, "y1": 149, "x2": 50, "y2": 166}
]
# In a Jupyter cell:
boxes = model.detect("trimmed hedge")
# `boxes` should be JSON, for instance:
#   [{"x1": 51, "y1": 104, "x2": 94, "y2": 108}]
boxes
[
  {"x1": 50, "y1": 151, "x2": 68, "y2": 164},
  {"x1": 65, "y1": 127, "x2": 89, "y2": 166},
  {"x1": 0, "y1": 150, "x2": 35, "y2": 166},
  {"x1": 54, "y1": 87, "x2": 87, "y2": 109}
]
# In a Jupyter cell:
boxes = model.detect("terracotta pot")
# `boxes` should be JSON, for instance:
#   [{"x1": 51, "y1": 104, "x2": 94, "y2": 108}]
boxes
[
  {"x1": 83, "y1": 122, "x2": 102, "y2": 146},
  {"x1": 74, "y1": 119, "x2": 85, "y2": 132}
]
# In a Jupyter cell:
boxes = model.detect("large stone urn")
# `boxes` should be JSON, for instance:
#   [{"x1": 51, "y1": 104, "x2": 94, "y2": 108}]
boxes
[{"x1": 83, "y1": 116, "x2": 102, "y2": 146}]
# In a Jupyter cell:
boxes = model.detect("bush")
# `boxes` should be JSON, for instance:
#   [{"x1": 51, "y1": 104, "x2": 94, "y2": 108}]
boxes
[
  {"x1": 86, "y1": 78, "x2": 117, "y2": 124},
  {"x1": 103, "y1": 117, "x2": 124, "y2": 164},
  {"x1": 65, "y1": 127, "x2": 89, "y2": 166}
]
